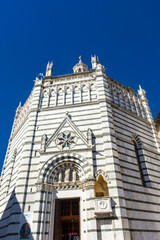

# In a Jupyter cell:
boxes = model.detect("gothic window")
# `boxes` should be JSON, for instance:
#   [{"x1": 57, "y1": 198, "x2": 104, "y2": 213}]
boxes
[
  {"x1": 65, "y1": 87, "x2": 71, "y2": 105},
  {"x1": 90, "y1": 84, "x2": 97, "y2": 101},
  {"x1": 138, "y1": 99, "x2": 144, "y2": 118},
  {"x1": 57, "y1": 88, "x2": 63, "y2": 105},
  {"x1": 124, "y1": 92, "x2": 130, "y2": 110},
  {"x1": 95, "y1": 175, "x2": 109, "y2": 197},
  {"x1": 132, "y1": 97, "x2": 137, "y2": 114},
  {"x1": 81, "y1": 85, "x2": 88, "y2": 102},
  {"x1": 111, "y1": 85, "x2": 115, "y2": 104},
  {"x1": 135, "y1": 99, "x2": 141, "y2": 117},
  {"x1": 73, "y1": 86, "x2": 79, "y2": 104},
  {"x1": 120, "y1": 91, "x2": 126, "y2": 109},
  {"x1": 49, "y1": 90, "x2": 55, "y2": 106},
  {"x1": 41, "y1": 90, "x2": 48, "y2": 108},
  {"x1": 117, "y1": 89, "x2": 122, "y2": 107},
  {"x1": 113, "y1": 88, "x2": 119, "y2": 105},
  {"x1": 141, "y1": 104, "x2": 147, "y2": 120},
  {"x1": 133, "y1": 140, "x2": 146, "y2": 186}
]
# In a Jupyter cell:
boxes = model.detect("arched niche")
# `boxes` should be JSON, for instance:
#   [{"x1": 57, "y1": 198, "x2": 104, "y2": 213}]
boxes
[
  {"x1": 73, "y1": 86, "x2": 79, "y2": 104},
  {"x1": 57, "y1": 88, "x2": 63, "y2": 105},
  {"x1": 49, "y1": 89, "x2": 55, "y2": 106},
  {"x1": 81, "y1": 85, "x2": 88, "y2": 102},
  {"x1": 41, "y1": 90, "x2": 48, "y2": 108},
  {"x1": 90, "y1": 84, "x2": 97, "y2": 101},
  {"x1": 65, "y1": 87, "x2": 71, "y2": 105},
  {"x1": 95, "y1": 175, "x2": 109, "y2": 197}
]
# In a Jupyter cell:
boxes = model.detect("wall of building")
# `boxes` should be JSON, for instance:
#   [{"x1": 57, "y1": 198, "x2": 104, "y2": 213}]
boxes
[{"x1": 0, "y1": 64, "x2": 160, "y2": 240}]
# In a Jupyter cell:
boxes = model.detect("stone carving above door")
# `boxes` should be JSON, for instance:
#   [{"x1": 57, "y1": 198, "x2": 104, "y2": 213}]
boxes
[{"x1": 50, "y1": 162, "x2": 83, "y2": 190}]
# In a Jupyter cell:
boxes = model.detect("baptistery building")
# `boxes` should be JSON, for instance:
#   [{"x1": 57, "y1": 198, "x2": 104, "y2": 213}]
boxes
[{"x1": 0, "y1": 56, "x2": 160, "y2": 240}]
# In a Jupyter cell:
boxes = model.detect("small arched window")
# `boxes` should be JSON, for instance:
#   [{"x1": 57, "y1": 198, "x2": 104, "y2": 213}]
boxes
[
  {"x1": 57, "y1": 88, "x2": 63, "y2": 105},
  {"x1": 132, "y1": 135, "x2": 146, "y2": 187},
  {"x1": 41, "y1": 90, "x2": 48, "y2": 108}
]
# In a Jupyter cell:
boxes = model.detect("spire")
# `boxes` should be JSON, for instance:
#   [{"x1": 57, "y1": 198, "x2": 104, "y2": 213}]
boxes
[
  {"x1": 138, "y1": 85, "x2": 146, "y2": 101},
  {"x1": 91, "y1": 55, "x2": 99, "y2": 69},
  {"x1": 79, "y1": 56, "x2": 82, "y2": 63},
  {"x1": 91, "y1": 55, "x2": 106, "y2": 73},
  {"x1": 46, "y1": 61, "x2": 53, "y2": 76}
]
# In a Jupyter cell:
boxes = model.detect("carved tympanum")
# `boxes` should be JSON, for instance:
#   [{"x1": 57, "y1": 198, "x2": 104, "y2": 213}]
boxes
[{"x1": 53, "y1": 163, "x2": 80, "y2": 183}]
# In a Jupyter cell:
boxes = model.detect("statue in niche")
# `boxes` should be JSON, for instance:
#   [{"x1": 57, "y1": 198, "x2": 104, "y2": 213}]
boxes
[
  {"x1": 72, "y1": 169, "x2": 77, "y2": 182},
  {"x1": 96, "y1": 63, "x2": 106, "y2": 73},
  {"x1": 58, "y1": 171, "x2": 62, "y2": 183},
  {"x1": 65, "y1": 168, "x2": 70, "y2": 182},
  {"x1": 95, "y1": 175, "x2": 109, "y2": 197},
  {"x1": 40, "y1": 134, "x2": 47, "y2": 152}
]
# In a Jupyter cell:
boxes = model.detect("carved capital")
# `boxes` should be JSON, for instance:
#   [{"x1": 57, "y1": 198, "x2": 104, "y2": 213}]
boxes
[
  {"x1": 35, "y1": 182, "x2": 55, "y2": 192},
  {"x1": 83, "y1": 179, "x2": 95, "y2": 189}
]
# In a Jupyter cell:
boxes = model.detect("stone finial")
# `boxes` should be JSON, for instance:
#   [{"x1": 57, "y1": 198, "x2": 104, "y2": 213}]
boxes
[
  {"x1": 96, "y1": 63, "x2": 106, "y2": 73},
  {"x1": 138, "y1": 85, "x2": 146, "y2": 101},
  {"x1": 46, "y1": 61, "x2": 53, "y2": 76},
  {"x1": 91, "y1": 55, "x2": 106, "y2": 73},
  {"x1": 66, "y1": 111, "x2": 69, "y2": 117},
  {"x1": 66, "y1": 111, "x2": 71, "y2": 119},
  {"x1": 79, "y1": 56, "x2": 82, "y2": 63}
]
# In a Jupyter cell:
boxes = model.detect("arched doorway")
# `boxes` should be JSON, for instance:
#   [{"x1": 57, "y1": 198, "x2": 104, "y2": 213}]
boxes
[
  {"x1": 54, "y1": 198, "x2": 80, "y2": 240},
  {"x1": 36, "y1": 153, "x2": 93, "y2": 240}
]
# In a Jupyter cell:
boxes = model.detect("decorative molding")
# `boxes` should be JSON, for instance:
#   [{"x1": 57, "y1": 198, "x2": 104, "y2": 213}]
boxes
[
  {"x1": 132, "y1": 133, "x2": 143, "y2": 148},
  {"x1": 45, "y1": 112, "x2": 94, "y2": 150},
  {"x1": 55, "y1": 131, "x2": 78, "y2": 150},
  {"x1": 35, "y1": 178, "x2": 95, "y2": 192},
  {"x1": 95, "y1": 170, "x2": 110, "y2": 183},
  {"x1": 38, "y1": 152, "x2": 93, "y2": 183},
  {"x1": 94, "y1": 197, "x2": 113, "y2": 218}
]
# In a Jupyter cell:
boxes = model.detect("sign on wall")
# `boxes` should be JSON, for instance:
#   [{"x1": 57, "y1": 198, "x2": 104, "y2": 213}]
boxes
[{"x1": 18, "y1": 213, "x2": 33, "y2": 240}]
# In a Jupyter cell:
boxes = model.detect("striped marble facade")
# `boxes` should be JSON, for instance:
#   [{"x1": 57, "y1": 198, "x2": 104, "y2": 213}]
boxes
[{"x1": 0, "y1": 57, "x2": 160, "y2": 240}]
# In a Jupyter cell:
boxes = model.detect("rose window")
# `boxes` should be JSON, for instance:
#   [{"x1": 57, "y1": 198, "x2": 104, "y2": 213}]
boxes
[{"x1": 56, "y1": 131, "x2": 77, "y2": 150}]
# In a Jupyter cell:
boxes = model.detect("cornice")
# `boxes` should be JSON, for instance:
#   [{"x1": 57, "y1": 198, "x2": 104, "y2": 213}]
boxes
[
  {"x1": 43, "y1": 69, "x2": 95, "y2": 81},
  {"x1": 10, "y1": 97, "x2": 151, "y2": 141},
  {"x1": 108, "y1": 99, "x2": 151, "y2": 125}
]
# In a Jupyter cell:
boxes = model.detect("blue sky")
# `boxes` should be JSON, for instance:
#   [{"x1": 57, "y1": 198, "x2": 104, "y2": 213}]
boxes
[{"x1": 0, "y1": 0, "x2": 160, "y2": 173}]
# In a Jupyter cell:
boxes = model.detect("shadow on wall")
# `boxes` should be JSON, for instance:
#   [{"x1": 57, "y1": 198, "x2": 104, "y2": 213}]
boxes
[{"x1": 0, "y1": 189, "x2": 34, "y2": 240}]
